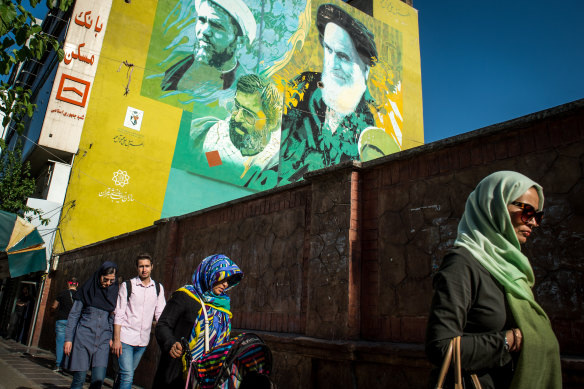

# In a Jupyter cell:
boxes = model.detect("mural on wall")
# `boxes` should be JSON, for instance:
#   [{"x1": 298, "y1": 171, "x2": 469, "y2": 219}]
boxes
[
  {"x1": 55, "y1": 0, "x2": 421, "y2": 251},
  {"x1": 140, "y1": 0, "x2": 407, "y2": 216}
]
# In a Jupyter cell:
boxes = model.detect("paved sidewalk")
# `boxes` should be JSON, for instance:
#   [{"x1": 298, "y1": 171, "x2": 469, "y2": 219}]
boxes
[{"x1": 0, "y1": 337, "x2": 115, "y2": 389}]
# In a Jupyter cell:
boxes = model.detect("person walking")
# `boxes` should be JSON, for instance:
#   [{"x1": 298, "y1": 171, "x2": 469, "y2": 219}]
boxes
[
  {"x1": 64, "y1": 262, "x2": 119, "y2": 389},
  {"x1": 425, "y1": 171, "x2": 562, "y2": 388},
  {"x1": 111, "y1": 253, "x2": 166, "y2": 389},
  {"x1": 51, "y1": 277, "x2": 78, "y2": 372},
  {"x1": 153, "y1": 254, "x2": 243, "y2": 388}
]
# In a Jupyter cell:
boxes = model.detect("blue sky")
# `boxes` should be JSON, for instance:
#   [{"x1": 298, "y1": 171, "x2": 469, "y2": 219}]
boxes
[
  {"x1": 15, "y1": 0, "x2": 584, "y2": 144},
  {"x1": 415, "y1": 0, "x2": 584, "y2": 142}
]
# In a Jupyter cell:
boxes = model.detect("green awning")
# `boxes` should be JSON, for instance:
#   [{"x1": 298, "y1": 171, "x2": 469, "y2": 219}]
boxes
[{"x1": 0, "y1": 209, "x2": 47, "y2": 278}]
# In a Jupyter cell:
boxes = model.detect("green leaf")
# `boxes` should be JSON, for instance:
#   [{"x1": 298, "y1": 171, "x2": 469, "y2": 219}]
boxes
[
  {"x1": 56, "y1": 47, "x2": 64, "y2": 61},
  {"x1": 14, "y1": 24, "x2": 30, "y2": 46},
  {"x1": 1, "y1": 36, "x2": 16, "y2": 49},
  {"x1": 0, "y1": 5, "x2": 18, "y2": 36}
]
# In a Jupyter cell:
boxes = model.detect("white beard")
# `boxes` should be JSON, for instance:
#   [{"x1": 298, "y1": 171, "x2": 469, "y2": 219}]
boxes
[{"x1": 321, "y1": 67, "x2": 368, "y2": 116}]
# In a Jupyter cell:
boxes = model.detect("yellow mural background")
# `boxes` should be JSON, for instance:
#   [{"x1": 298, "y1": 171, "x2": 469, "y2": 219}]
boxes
[
  {"x1": 56, "y1": 0, "x2": 183, "y2": 252},
  {"x1": 374, "y1": 0, "x2": 424, "y2": 149}
]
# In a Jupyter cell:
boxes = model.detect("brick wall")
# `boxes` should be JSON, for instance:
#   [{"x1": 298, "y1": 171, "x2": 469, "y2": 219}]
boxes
[{"x1": 35, "y1": 99, "x2": 584, "y2": 388}]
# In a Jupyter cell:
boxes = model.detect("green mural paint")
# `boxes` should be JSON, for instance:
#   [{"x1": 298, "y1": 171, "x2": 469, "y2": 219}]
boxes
[{"x1": 144, "y1": 0, "x2": 404, "y2": 217}]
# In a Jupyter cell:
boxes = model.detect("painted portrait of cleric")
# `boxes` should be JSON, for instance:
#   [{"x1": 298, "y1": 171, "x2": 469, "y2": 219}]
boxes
[
  {"x1": 278, "y1": 3, "x2": 397, "y2": 185},
  {"x1": 189, "y1": 74, "x2": 283, "y2": 189},
  {"x1": 161, "y1": 0, "x2": 256, "y2": 95}
]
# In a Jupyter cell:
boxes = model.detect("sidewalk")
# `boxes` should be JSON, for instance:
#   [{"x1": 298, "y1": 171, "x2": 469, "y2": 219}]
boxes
[{"x1": 0, "y1": 337, "x2": 116, "y2": 389}]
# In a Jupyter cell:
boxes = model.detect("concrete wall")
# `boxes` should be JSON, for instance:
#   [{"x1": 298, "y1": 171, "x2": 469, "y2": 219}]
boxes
[{"x1": 36, "y1": 99, "x2": 584, "y2": 388}]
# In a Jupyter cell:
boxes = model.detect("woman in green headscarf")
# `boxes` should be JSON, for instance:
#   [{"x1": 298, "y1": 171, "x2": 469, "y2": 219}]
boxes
[{"x1": 425, "y1": 171, "x2": 562, "y2": 389}]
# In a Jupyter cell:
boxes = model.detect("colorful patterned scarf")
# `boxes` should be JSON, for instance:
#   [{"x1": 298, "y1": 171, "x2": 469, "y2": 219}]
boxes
[{"x1": 181, "y1": 254, "x2": 243, "y2": 364}]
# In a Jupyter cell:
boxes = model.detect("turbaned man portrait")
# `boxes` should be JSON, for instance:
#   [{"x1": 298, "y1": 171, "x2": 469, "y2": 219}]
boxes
[
  {"x1": 161, "y1": 0, "x2": 256, "y2": 93},
  {"x1": 278, "y1": 3, "x2": 399, "y2": 185}
]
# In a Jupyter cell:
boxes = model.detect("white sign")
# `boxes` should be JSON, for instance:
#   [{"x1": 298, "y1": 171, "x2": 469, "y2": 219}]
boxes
[
  {"x1": 123, "y1": 106, "x2": 144, "y2": 131},
  {"x1": 39, "y1": 0, "x2": 113, "y2": 153}
]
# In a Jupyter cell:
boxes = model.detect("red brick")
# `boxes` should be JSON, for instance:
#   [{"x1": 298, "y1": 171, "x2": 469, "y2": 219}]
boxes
[
  {"x1": 380, "y1": 166, "x2": 392, "y2": 187},
  {"x1": 458, "y1": 145, "x2": 471, "y2": 169},
  {"x1": 534, "y1": 122, "x2": 552, "y2": 151},
  {"x1": 494, "y1": 138, "x2": 509, "y2": 160},
  {"x1": 362, "y1": 229, "x2": 377, "y2": 241},
  {"x1": 390, "y1": 316, "x2": 401, "y2": 341},
  {"x1": 381, "y1": 316, "x2": 392, "y2": 341},
  {"x1": 362, "y1": 247, "x2": 378, "y2": 261},
  {"x1": 390, "y1": 163, "x2": 400, "y2": 184},
  {"x1": 470, "y1": 143, "x2": 483, "y2": 165},
  {"x1": 519, "y1": 126, "x2": 537, "y2": 154},
  {"x1": 438, "y1": 150, "x2": 450, "y2": 173},
  {"x1": 400, "y1": 316, "x2": 427, "y2": 343},
  {"x1": 288, "y1": 314, "x2": 296, "y2": 332},
  {"x1": 362, "y1": 218, "x2": 378, "y2": 230},
  {"x1": 506, "y1": 134, "x2": 521, "y2": 158},
  {"x1": 482, "y1": 141, "x2": 496, "y2": 163}
]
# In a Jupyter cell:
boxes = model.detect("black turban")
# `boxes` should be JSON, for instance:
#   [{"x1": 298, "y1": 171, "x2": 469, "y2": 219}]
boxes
[{"x1": 316, "y1": 3, "x2": 378, "y2": 67}]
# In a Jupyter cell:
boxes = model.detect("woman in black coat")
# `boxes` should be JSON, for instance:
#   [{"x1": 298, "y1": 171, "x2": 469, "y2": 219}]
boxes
[{"x1": 153, "y1": 254, "x2": 243, "y2": 388}]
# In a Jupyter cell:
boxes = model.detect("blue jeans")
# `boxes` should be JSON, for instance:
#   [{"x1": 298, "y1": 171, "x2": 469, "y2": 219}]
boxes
[
  {"x1": 70, "y1": 366, "x2": 106, "y2": 389},
  {"x1": 112, "y1": 342, "x2": 147, "y2": 389},
  {"x1": 55, "y1": 320, "x2": 67, "y2": 367}
]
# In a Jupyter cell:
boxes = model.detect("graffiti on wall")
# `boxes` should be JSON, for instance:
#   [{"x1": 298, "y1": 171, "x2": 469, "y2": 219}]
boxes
[{"x1": 141, "y1": 0, "x2": 404, "y2": 216}]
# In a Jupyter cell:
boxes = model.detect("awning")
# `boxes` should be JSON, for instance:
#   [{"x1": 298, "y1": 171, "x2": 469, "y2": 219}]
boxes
[{"x1": 0, "y1": 210, "x2": 47, "y2": 278}]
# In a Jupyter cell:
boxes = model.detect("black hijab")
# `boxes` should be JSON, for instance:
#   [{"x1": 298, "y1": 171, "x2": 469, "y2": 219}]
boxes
[{"x1": 74, "y1": 261, "x2": 119, "y2": 312}]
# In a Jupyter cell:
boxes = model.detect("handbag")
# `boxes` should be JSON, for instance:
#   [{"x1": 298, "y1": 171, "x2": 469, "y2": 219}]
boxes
[{"x1": 435, "y1": 336, "x2": 483, "y2": 389}]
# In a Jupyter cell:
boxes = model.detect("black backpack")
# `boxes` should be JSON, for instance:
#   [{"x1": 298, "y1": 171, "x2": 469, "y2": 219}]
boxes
[{"x1": 124, "y1": 279, "x2": 160, "y2": 302}]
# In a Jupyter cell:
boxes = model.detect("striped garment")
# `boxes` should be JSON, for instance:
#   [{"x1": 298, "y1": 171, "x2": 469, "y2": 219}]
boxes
[{"x1": 195, "y1": 333, "x2": 272, "y2": 389}]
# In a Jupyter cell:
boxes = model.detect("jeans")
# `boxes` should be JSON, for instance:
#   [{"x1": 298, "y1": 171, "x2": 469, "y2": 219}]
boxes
[
  {"x1": 55, "y1": 320, "x2": 67, "y2": 367},
  {"x1": 70, "y1": 366, "x2": 106, "y2": 389},
  {"x1": 112, "y1": 342, "x2": 147, "y2": 389}
]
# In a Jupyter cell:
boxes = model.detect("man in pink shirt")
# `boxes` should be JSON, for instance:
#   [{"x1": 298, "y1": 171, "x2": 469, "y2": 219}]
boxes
[{"x1": 112, "y1": 253, "x2": 166, "y2": 389}]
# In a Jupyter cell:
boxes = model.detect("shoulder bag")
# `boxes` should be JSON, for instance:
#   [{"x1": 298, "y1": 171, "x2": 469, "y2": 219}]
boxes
[{"x1": 435, "y1": 336, "x2": 482, "y2": 389}]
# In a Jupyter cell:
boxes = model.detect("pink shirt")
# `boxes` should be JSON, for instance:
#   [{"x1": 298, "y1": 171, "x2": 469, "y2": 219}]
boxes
[{"x1": 114, "y1": 277, "x2": 166, "y2": 347}]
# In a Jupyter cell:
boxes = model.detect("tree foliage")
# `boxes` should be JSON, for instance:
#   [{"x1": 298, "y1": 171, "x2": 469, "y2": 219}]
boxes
[
  {"x1": 0, "y1": 142, "x2": 48, "y2": 224},
  {"x1": 0, "y1": 0, "x2": 72, "y2": 223},
  {"x1": 0, "y1": 0, "x2": 73, "y2": 144}
]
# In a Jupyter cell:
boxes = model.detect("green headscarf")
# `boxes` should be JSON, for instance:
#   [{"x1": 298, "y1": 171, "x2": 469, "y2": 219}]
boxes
[{"x1": 455, "y1": 171, "x2": 561, "y2": 388}]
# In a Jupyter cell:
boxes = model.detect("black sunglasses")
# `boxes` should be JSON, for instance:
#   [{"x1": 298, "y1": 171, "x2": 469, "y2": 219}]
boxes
[{"x1": 511, "y1": 201, "x2": 544, "y2": 225}]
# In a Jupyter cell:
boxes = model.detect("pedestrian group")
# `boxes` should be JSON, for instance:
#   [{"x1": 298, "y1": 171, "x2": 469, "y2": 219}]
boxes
[{"x1": 51, "y1": 171, "x2": 562, "y2": 389}]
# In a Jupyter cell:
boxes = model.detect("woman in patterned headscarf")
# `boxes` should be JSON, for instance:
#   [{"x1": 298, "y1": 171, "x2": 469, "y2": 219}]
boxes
[
  {"x1": 425, "y1": 171, "x2": 562, "y2": 389},
  {"x1": 154, "y1": 254, "x2": 243, "y2": 389}
]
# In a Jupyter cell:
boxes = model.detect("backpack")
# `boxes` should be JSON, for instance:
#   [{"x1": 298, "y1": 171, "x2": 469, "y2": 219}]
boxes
[
  {"x1": 194, "y1": 333, "x2": 273, "y2": 389},
  {"x1": 124, "y1": 279, "x2": 160, "y2": 302}
]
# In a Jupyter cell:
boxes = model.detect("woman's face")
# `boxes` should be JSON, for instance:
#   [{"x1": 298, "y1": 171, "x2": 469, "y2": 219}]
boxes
[
  {"x1": 212, "y1": 278, "x2": 229, "y2": 295},
  {"x1": 100, "y1": 273, "x2": 116, "y2": 288},
  {"x1": 507, "y1": 187, "x2": 541, "y2": 244}
]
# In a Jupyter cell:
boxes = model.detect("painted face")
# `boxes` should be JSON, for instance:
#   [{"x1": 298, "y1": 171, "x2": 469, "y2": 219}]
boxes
[
  {"x1": 212, "y1": 278, "x2": 230, "y2": 295},
  {"x1": 100, "y1": 273, "x2": 116, "y2": 288},
  {"x1": 321, "y1": 23, "x2": 369, "y2": 115},
  {"x1": 229, "y1": 90, "x2": 271, "y2": 156},
  {"x1": 137, "y1": 259, "x2": 152, "y2": 281},
  {"x1": 194, "y1": 0, "x2": 239, "y2": 70},
  {"x1": 507, "y1": 187, "x2": 541, "y2": 244}
]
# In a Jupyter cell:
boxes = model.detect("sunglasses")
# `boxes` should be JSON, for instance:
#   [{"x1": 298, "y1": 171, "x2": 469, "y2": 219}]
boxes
[{"x1": 511, "y1": 201, "x2": 544, "y2": 225}]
